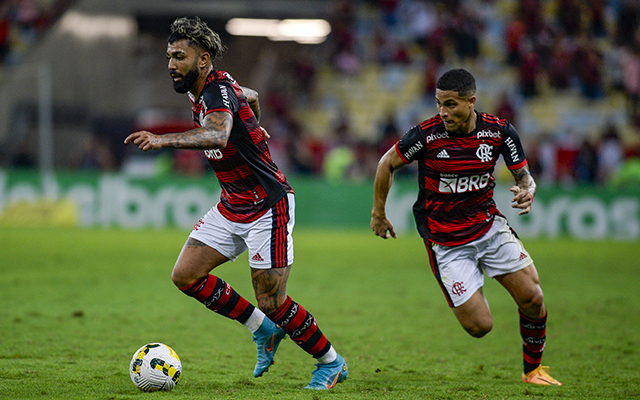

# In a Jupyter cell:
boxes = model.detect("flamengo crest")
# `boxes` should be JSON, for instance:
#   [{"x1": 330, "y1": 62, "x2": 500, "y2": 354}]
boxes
[{"x1": 476, "y1": 144, "x2": 492, "y2": 162}]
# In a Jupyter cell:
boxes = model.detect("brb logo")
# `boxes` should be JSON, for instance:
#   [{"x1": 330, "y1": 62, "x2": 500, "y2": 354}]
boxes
[{"x1": 439, "y1": 172, "x2": 491, "y2": 193}]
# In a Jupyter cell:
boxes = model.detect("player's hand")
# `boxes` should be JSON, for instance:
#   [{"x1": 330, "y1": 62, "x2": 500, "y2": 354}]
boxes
[
  {"x1": 260, "y1": 126, "x2": 271, "y2": 140},
  {"x1": 370, "y1": 215, "x2": 397, "y2": 239},
  {"x1": 124, "y1": 131, "x2": 163, "y2": 151},
  {"x1": 510, "y1": 186, "x2": 533, "y2": 215}
]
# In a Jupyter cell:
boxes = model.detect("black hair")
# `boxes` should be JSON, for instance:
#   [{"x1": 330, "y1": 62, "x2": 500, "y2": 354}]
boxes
[
  {"x1": 436, "y1": 69, "x2": 476, "y2": 97},
  {"x1": 168, "y1": 16, "x2": 225, "y2": 62}
]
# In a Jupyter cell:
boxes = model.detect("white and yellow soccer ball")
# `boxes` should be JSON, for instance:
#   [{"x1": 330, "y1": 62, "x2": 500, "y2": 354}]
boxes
[{"x1": 129, "y1": 343, "x2": 182, "y2": 392}]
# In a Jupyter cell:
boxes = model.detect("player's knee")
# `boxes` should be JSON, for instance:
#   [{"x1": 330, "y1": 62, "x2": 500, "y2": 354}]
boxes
[
  {"x1": 520, "y1": 290, "x2": 545, "y2": 316},
  {"x1": 171, "y1": 268, "x2": 195, "y2": 289},
  {"x1": 465, "y1": 321, "x2": 492, "y2": 338}
]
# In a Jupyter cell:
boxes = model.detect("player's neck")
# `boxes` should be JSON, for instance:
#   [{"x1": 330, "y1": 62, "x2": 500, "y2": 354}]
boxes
[
  {"x1": 189, "y1": 66, "x2": 214, "y2": 98},
  {"x1": 461, "y1": 110, "x2": 477, "y2": 134}
]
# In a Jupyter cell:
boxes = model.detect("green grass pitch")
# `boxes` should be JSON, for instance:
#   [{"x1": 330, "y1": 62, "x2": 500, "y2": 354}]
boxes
[{"x1": 0, "y1": 227, "x2": 638, "y2": 399}]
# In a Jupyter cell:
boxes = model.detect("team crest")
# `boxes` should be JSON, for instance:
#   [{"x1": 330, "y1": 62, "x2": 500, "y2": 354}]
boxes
[{"x1": 476, "y1": 144, "x2": 492, "y2": 162}]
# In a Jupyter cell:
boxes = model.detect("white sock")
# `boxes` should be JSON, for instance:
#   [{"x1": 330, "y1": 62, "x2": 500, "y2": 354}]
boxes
[
  {"x1": 315, "y1": 346, "x2": 337, "y2": 364},
  {"x1": 244, "y1": 308, "x2": 266, "y2": 333}
]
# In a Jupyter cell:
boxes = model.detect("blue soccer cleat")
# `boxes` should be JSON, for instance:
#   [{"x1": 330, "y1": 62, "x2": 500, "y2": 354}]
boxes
[
  {"x1": 252, "y1": 318, "x2": 286, "y2": 377},
  {"x1": 304, "y1": 353, "x2": 348, "y2": 390}
]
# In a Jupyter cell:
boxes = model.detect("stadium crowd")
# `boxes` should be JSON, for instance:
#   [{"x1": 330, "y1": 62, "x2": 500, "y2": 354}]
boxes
[
  {"x1": 249, "y1": 0, "x2": 640, "y2": 187},
  {"x1": 0, "y1": 0, "x2": 71, "y2": 68},
  {"x1": 3, "y1": 0, "x2": 640, "y2": 188}
]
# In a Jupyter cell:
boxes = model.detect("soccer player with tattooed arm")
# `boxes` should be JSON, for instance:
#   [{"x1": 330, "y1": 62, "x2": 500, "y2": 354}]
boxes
[
  {"x1": 370, "y1": 69, "x2": 561, "y2": 385},
  {"x1": 124, "y1": 16, "x2": 347, "y2": 390}
]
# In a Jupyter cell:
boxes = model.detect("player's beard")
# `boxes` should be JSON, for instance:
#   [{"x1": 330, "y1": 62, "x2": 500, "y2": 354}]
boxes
[{"x1": 172, "y1": 62, "x2": 199, "y2": 94}]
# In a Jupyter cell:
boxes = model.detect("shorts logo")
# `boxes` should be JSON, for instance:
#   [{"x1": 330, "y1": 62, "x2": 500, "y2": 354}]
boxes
[
  {"x1": 476, "y1": 144, "x2": 493, "y2": 162},
  {"x1": 194, "y1": 218, "x2": 205, "y2": 231},
  {"x1": 452, "y1": 281, "x2": 466, "y2": 296},
  {"x1": 519, "y1": 252, "x2": 527, "y2": 261},
  {"x1": 251, "y1": 253, "x2": 264, "y2": 262}
]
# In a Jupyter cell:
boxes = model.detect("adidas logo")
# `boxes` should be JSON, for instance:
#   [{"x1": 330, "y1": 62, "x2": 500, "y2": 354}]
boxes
[
  {"x1": 251, "y1": 253, "x2": 264, "y2": 262},
  {"x1": 519, "y1": 252, "x2": 527, "y2": 261},
  {"x1": 437, "y1": 149, "x2": 450, "y2": 158}
]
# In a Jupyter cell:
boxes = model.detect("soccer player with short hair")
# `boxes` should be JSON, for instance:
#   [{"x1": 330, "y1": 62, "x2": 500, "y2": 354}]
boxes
[
  {"x1": 370, "y1": 68, "x2": 561, "y2": 386},
  {"x1": 125, "y1": 16, "x2": 347, "y2": 390}
]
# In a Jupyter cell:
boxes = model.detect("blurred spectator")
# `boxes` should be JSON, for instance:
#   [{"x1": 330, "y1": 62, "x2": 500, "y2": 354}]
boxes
[
  {"x1": 450, "y1": 6, "x2": 483, "y2": 61},
  {"x1": 518, "y1": 41, "x2": 540, "y2": 98},
  {"x1": 555, "y1": 128, "x2": 581, "y2": 185},
  {"x1": 345, "y1": 140, "x2": 379, "y2": 181},
  {"x1": 505, "y1": 16, "x2": 526, "y2": 66},
  {"x1": 614, "y1": 0, "x2": 640, "y2": 48},
  {"x1": 574, "y1": 139, "x2": 598, "y2": 183},
  {"x1": 621, "y1": 36, "x2": 640, "y2": 123},
  {"x1": 535, "y1": 132, "x2": 558, "y2": 185},
  {"x1": 597, "y1": 123, "x2": 625, "y2": 183},
  {"x1": 494, "y1": 92, "x2": 517, "y2": 125},
  {"x1": 576, "y1": 39, "x2": 604, "y2": 100},
  {"x1": 547, "y1": 39, "x2": 574, "y2": 90},
  {"x1": 10, "y1": 141, "x2": 36, "y2": 168},
  {"x1": 556, "y1": 0, "x2": 582, "y2": 38},
  {"x1": 0, "y1": 4, "x2": 10, "y2": 64},
  {"x1": 285, "y1": 120, "x2": 318, "y2": 175},
  {"x1": 587, "y1": 0, "x2": 608, "y2": 38},
  {"x1": 78, "y1": 134, "x2": 116, "y2": 171},
  {"x1": 377, "y1": 113, "x2": 401, "y2": 156},
  {"x1": 406, "y1": 0, "x2": 438, "y2": 47}
]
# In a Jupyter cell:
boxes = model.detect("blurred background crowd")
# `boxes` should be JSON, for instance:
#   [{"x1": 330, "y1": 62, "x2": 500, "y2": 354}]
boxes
[{"x1": 1, "y1": 0, "x2": 639, "y2": 188}]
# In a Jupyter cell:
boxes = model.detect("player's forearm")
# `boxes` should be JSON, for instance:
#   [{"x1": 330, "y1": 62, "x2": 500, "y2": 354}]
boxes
[
  {"x1": 511, "y1": 165, "x2": 536, "y2": 200},
  {"x1": 157, "y1": 126, "x2": 229, "y2": 150},
  {"x1": 241, "y1": 86, "x2": 261, "y2": 121},
  {"x1": 371, "y1": 162, "x2": 394, "y2": 218},
  {"x1": 512, "y1": 165, "x2": 536, "y2": 197}
]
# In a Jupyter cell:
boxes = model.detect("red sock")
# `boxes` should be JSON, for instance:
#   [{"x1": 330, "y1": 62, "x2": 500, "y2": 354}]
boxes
[
  {"x1": 268, "y1": 296, "x2": 331, "y2": 358},
  {"x1": 520, "y1": 310, "x2": 546, "y2": 373},
  {"x1": 180, "y1": 274, "x2": 254, "y2": 324}
]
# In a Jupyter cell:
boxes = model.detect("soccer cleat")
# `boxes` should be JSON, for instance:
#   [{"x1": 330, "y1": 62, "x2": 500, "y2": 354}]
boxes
[
  {"x1": 522, "y1": 365, "x2": 562, "y2": 386},
  {"x1": 252, "y1": 318, "x2": 286, "y2": 377},
  {"x1": 304, "y1": 354, "x2": 348, "y2": 390}
]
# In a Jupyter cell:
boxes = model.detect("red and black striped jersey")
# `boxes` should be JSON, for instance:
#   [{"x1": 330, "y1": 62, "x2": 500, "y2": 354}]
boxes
[
  {"x1": 188, "y1": 70, "x2": 293, "y2": 223},
  {"x1": 395, "y1": 112, "x2": 528, "y2": 246}
]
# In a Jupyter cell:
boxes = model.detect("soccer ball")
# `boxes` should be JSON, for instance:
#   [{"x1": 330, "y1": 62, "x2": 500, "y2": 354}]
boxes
[{"x1": 129, "y1": 343, "x2": 182, "y2": 392}]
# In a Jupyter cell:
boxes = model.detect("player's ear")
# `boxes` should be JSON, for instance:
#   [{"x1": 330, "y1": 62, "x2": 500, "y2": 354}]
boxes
[
  {"x1": 468, "y1": 95, "x2": 477, "y2": 107},
  {"x1": 199, "y1": 51, "x2": 211, "y2": 69}
]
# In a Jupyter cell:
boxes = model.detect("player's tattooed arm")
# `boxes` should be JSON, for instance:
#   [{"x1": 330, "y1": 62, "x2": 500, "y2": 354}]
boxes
[
  {"x1": 124, "y1": 111, "x2": 232, "y2": 151},
  {"x1": 241, "y1": 86, "x2": 261, "y2": 122},
  {"x1": 509, "y1": 164, "x2": 536, "y2": 215}
]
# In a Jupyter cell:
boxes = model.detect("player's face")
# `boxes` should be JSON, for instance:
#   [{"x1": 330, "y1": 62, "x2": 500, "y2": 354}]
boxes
[
  {"x1": 167, "y1": 39, "x2": 202, "y2": 94},
  {"x1": 435, "y1": 89, "x2": 476, "y2": 134}
]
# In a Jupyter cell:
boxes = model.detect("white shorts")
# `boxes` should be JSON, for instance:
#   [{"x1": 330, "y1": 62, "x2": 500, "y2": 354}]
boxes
[
  {"x1": 189, "y1": 193, "x2": 295, "y2": 269},
  {"x1": 427, "y1": 216, "x2": 533, "y2": 307}
]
